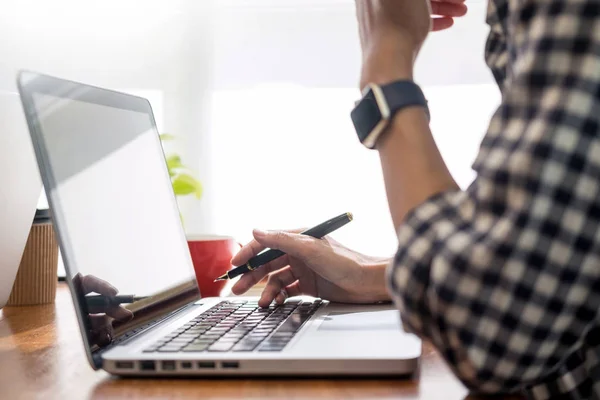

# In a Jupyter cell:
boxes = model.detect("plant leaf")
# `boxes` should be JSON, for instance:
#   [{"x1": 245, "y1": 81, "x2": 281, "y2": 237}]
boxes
[
  {"x1": 160, "y1": 133, "x2": 177, "y2": 141},
  {"x1": 172, "y1": 173, "x2": 203, "y2": 199},
  {"x1": 166, "y1": 154, "x2": 183, "y2": 171}
]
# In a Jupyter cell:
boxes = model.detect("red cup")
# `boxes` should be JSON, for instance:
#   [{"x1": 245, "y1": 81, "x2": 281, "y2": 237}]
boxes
[{"x1": 187, "y1": 235, "x2": 240, "y2": 298}]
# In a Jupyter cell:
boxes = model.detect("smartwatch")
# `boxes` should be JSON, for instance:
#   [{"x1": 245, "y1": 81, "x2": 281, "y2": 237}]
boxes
[{"x1": 350, "y1": 80, "x2": 429, "y2": 149}]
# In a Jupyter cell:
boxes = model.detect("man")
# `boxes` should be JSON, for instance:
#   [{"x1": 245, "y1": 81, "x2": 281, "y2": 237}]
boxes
[{"x1": 232, "y1": 0, "x2": 600, "y2": 398}]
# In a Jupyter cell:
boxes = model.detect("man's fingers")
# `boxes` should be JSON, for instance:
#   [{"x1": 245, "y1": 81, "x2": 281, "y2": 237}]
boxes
[
  {"x1": 274, "y1": 288, "x2": 288, "y2": 305},
  {"x1": 89, "y1": 315, "x2": 114, "y2": 347},
  {"x1": 432, "y1": 17, "x2": 455, "y2": 32},
  {"x1": 275, "y1": 280, "x2": 304, "y2": 305},
  {"x1": 87, "y1": 304, "x2": 133, "y2": 321},
  {"x1": 430, "y1": 0, "x2": 467, "y2": 5},
  {"x1": 80, "y1": 275, "x2": 118, "y2": 296},
  {"x1": 259, "y1": 267, "x2": 296, "y2": 308},
  {"x1": 284, "y1": 281, "x2": 302, "y2": 298},
  {"x1": 231, "y1": 256, "x2": 290, "y2": 295},
  {"x1": 105, "y1": 305, "x2": 134, "y2": 322},
  {"x1": 230, "y1": 238, "x2": 265, "y2": 266},
  {"x1": 430, "y1": 1, "x2": 467, "y2": 17},
  {"x1": 253, "y1": 229, "x2": 317, "y2": 261},
  {"x1": 231, "y1": 228, "x2": 305, "y2": 266},
  {"x1": 232, "y1": 227, "x2": 317, "y2": 299}
]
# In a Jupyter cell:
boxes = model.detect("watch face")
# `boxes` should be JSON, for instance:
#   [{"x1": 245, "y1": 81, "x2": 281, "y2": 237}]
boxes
[{"x1": 351, "y1": 89, "x2": 382, "y2": 142}]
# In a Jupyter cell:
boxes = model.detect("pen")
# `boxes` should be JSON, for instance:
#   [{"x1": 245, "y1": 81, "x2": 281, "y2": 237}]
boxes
[
  {"x1": 85, "y1": 295, "x2": 148, "y2": 307},
  {"x1": 214, "y1": 212, "x2": 353, "y2": 281}
]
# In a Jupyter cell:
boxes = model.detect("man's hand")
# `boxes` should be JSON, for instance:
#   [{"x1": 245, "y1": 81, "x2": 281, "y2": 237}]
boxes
[
  {"x1": 431, "y1": 0, "x2": 468, "y2": 32},
  {"x1": 356, "y1": 0, "x2": 467, "y2": 88},
  {"x1": 231, "y1": 229, "x2": 392, "y2": 307}
]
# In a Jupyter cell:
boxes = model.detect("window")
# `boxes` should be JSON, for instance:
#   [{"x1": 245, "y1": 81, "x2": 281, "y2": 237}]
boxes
[
  {"x1": 205, "y1": 0, "x2": 500, "y2": 257},
  {"x1": 2, "y1": 0, "x2": 500, "y2": 275}
]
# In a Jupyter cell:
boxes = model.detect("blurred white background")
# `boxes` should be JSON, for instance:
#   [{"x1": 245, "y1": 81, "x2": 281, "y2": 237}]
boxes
[{"x1": 0, "y1": 0, "x2": 500, "y2": 277}]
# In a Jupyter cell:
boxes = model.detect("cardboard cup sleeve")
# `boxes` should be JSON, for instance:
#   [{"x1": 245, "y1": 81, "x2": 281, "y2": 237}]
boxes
[{"x1": 7, "y1": 222, "x2": 59, "y2": 306}]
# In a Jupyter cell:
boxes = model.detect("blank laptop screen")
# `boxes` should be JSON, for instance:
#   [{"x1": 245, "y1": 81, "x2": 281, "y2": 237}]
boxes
[{"x1": 19, "y1": 73, "x2": 200, "y2": 360}]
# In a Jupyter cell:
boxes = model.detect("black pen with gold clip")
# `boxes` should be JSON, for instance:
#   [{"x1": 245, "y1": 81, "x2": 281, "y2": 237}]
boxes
[{"x1": 214, "y1": 212, "x2": 353, "y2": 281}]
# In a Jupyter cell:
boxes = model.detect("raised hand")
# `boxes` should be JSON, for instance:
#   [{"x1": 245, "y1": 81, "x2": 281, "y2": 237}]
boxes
[{"x1": 431, "y1": 0, "x2": 468, "y2": 31}]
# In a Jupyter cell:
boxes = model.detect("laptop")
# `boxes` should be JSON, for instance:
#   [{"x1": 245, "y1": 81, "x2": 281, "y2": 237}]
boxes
[
  {"x1": 0, "y1": 92, "x2": 42, "y2": 309},
  {"x1": 17, "y1": 71, "x2": 421, "y2": 375}
]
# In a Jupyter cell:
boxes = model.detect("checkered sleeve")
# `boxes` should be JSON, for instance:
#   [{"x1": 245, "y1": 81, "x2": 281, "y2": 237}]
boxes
[{"x1": 388, "y1": 0, "x2": 600, "y2": 395}]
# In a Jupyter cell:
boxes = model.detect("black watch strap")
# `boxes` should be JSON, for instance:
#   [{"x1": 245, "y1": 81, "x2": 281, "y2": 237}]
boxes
[
  {"x1": 381, "y1": 81, "x2": 430, "y2": 121},
  {"x1": 351, "y1": 80, "x2": 429, "y2": 149}
]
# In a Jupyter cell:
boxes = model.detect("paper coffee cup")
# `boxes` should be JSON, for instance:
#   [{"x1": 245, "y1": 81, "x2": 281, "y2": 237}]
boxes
[{"x1": 7, "y1": 215, "x2": 59, "y2": 306}]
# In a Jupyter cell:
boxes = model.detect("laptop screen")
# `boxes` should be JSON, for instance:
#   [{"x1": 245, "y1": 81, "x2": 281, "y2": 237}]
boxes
[{"x1": 18, "y1": 72, "x2": 200, "y2": 366}]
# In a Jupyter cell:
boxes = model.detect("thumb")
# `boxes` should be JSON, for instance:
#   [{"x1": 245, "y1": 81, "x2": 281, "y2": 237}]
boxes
[{"x1": 252, "y1": 229, "x2": 318, "y2": 261}]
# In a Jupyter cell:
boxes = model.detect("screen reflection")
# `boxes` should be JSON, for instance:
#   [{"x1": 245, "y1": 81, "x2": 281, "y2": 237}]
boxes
[
  {"x1": 72, "y1": 273, "x2": 198, "y2": 350},
  {"x1": 23, "y1": 75, "x2": 200, "y2": 353}
]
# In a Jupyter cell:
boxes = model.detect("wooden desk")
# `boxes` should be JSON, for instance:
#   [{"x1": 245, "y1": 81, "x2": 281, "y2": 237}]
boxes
[{"x1": 0, "y1": 284, "x2": 520, "y2": 400}]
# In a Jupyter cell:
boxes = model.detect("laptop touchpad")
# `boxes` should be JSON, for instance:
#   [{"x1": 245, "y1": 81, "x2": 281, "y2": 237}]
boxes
[{"x1": 318, "y1": 310, "x2": 401, "y2": 331}]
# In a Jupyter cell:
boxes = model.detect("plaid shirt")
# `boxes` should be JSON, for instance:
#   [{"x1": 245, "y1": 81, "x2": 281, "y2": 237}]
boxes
[{"x1": 388, "y1": 0, "x2": 600, "y2": 398}]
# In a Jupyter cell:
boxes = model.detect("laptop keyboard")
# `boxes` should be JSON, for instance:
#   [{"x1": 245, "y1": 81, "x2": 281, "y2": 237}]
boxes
[{"x1": 143, "y1": 299, "x2": 322, "y2": 353}]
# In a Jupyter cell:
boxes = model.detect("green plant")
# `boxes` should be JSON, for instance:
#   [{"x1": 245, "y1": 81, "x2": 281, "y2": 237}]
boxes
[{"x1": 160, "y1": 133, "x2": 203, "y2": 200}]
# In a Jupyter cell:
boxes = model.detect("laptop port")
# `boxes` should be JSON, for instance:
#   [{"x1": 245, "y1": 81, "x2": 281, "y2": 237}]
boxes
[
  {"x1": 222, "y1": 361, "x2": 239, "y2": 369},
  {"x1": 197, "y1": 361, "x2": 216, "y2": 369},
  {"x1": 115, "y1": 361, "x2": 134, "y2": 369},
  {"x1": 140, "y1": 360, "x2": 156, "y2": 371},
  {"x1": 162, "y1": 361, "x2": 176, "y2": 371},
  {"x1": 181, "y1": 361, "x2": 193, "y2": 369}
]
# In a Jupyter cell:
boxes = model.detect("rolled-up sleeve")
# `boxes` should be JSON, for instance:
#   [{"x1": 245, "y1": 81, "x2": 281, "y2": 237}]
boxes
[{"x1": 388, "y1": 0, "x2": 600, "y2": 395}]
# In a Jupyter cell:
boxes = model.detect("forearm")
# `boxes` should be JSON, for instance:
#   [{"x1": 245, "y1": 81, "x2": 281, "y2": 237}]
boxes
[
  {"x1": 361, "y1": 49, "x2": 459, "y2": 231},
  {"x1": 377, "y1": 107, "x2": 459, "y2": 231}
]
